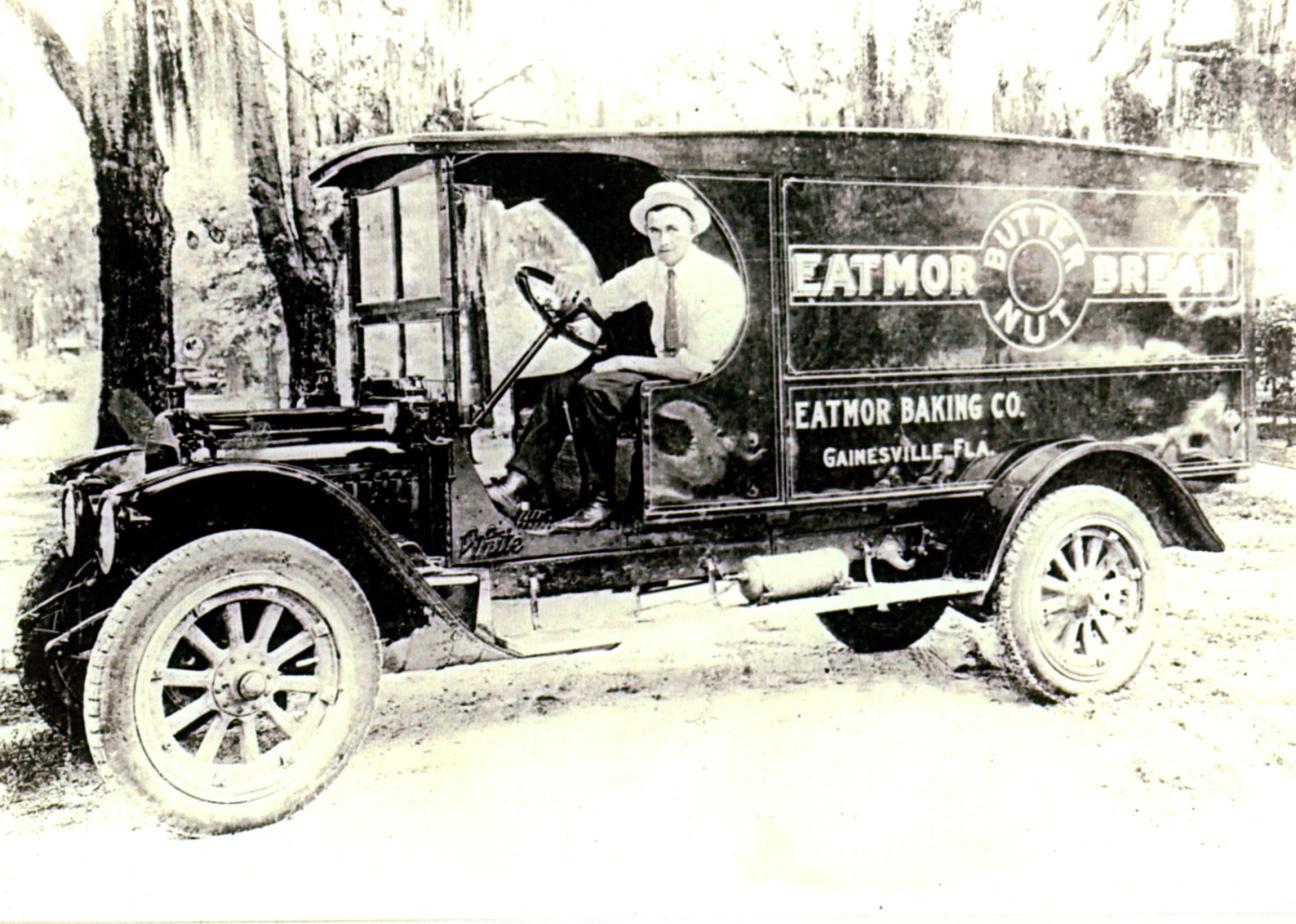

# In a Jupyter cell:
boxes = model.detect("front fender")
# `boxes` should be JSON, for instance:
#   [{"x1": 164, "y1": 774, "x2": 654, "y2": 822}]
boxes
[
  {"x1": 952, "y1": 439, "x2": 1224, "y2": 588},
  {"x1": 107, "y1": 462, "x2": 506, "y2": 667},
  {"x1": 118, "y1": 460, "x2": 393, "y2": 557},
  {"x1": 48, "y1": 445, "x2": 145, "y2": 486}
]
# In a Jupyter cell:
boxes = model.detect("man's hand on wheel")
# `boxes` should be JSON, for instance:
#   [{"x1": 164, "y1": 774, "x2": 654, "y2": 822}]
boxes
[{"x1": 553, "y1": 275, "x2": 588, "y2": 309}]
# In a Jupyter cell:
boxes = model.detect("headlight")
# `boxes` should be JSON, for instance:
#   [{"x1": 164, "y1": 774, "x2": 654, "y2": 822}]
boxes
[
  {"x1": 97, "y1": 494, "x2": 118, "y2": 573},
  {"x1": 60, "y1": 485, "x2": 80, "y2": 557}
]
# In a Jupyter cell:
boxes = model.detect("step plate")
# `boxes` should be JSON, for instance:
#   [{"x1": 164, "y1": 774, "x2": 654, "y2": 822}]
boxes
[{"x1": 498, "y1": 628, "x2": 623, "y2": 658}]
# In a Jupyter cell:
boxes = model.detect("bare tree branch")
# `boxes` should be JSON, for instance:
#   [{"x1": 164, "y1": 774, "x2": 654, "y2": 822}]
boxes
[
  {"x1": 467, "y1": 60, "x2": 541, "y2": 111},
  {"x1": 214, "y1": 0, "x2": 366, "y2": 132},
  {"x1": 1123, "y1": 37, "x2": 1153, "y2": 80},
  {"x1": 776, "y1": 37, "x2": 802, "y2": 93},
  {"x1": 1092, "y1": 0, "x2": 1131, "y2": 61},
  {"x1": 2, "y1": 0, "x2": 87, "y2": 124},
  {"x1": 749, "y1": 59, "x2": 797, "y2": 95},
  {"x1": 485, "y1": 113, "x2": 549, "y2": 127}
]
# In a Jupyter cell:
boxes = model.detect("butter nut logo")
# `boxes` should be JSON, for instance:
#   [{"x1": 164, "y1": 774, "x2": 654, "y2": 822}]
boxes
[{"x1": 978, "y1": 199, "x2": 1091, "y2": 353}]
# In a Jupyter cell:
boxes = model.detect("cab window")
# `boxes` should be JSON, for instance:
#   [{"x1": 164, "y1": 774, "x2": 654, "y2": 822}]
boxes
[
  {"x1": 352, "y1": 165, "x2": 452, "y2": 400},
  {"x1": 360, "y1": 320, "x2": 446, "y2": 381},
  {"x1": 356, "y1": 172, "x2": 445, "y2": 307}
]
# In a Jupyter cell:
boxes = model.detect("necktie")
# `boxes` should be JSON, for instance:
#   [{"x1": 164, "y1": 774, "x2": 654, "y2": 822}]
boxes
[{"x1": 663, "y1": 267, "x2": 680, "y2": 356}]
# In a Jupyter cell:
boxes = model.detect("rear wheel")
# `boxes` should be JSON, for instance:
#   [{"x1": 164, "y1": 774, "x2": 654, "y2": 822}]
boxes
[
  {"x1": 818, "y1": 599, "x2": 947, "y2": 653},
  {"x1": 83, "y1": 530, "x2": 380, "y2": 835},
  {"x1": 996, "y1": 485, "x2": 1164, "y2": 701}
]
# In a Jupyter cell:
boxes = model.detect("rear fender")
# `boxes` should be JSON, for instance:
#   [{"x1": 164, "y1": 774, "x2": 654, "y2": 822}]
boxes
[{"x1": 953, "y1": 440, "x2": 1223, "y2": 594}]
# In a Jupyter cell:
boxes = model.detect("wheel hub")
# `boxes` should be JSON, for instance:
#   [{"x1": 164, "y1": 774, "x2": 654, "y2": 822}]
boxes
[
  {"x1": 212, "y1": 648, "x2": 273, "y2": 717},
  {"x1": 1068, "y1": 571, "x2": 1103, "y2": 609},
  {"x1": 1040, "y1": 525, "x2": 1146, "y2": 675},
  {"x1": 237, "y1": 670, "x2": 268, "y2": 699}
]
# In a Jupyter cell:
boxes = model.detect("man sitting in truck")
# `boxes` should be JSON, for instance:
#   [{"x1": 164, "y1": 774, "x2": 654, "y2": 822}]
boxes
[{"x1": 488, "y1": 180, "x2": 746, "y2": 531}]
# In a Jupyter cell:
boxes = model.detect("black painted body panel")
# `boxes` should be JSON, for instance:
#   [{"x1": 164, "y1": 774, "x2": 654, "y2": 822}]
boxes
[{"x1": 320, "y1": 132, "x2": 1257, "y2": 597}]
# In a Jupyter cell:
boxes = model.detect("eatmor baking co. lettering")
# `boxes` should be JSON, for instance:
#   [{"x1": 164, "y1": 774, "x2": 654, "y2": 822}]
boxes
[{"x1": 792, "y1": 390, "x2": 1025, "y2": 430}]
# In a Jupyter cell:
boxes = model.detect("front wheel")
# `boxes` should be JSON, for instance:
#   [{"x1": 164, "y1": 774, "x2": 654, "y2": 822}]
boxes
[
  {"x1": 16, "y1": 549, "x2": 88, "y2": 740},
  {"x1": 996, "y1": 485, "x2": 1165, "y2": 701},
  {"x1": 83, "y1": 530, "x2": 380, "y2": 835}
]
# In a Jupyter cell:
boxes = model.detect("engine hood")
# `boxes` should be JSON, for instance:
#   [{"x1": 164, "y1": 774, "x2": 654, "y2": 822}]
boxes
[{"x1": 48, "y1": 445, "x2": 146, "y2": 486}]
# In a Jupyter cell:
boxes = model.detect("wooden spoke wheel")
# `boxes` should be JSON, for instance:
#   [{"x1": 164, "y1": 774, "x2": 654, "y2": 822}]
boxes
[
  {"x1": 84, "y1": 530, "x2": 379, "y2": 835},
  {"x1": 16, "y1": 550, "x2": 89, "y2": 741},
  {"x1": 996, "y1": 485, "x2": 1165, "y2": 701}
]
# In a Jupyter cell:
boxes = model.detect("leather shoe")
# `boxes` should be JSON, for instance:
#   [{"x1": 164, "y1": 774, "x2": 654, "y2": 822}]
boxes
[
  {"x1": 487, "y1": 481, "x2": 529, "y2": 520},
  {"x1": 537, "y1": 499, "x2": 613, "y2": 533}
]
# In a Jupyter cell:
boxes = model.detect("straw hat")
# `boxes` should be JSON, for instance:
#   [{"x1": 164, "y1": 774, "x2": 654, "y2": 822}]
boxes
[{"x1": 629, "y1": 181, "x2": 712, "y2": 236}]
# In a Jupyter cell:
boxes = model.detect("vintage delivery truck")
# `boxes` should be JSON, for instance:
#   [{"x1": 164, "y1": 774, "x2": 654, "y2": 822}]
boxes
[{"x1": 15, "y1": 130, "x2": 1253, "y2": 834}]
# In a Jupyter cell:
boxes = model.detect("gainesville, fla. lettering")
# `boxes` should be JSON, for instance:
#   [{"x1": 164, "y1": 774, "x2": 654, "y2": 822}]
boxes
[{"x1": 822, "y1": 438, "x2": 992, "y2": 468}]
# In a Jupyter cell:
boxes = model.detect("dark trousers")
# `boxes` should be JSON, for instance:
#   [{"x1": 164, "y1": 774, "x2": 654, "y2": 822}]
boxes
[{"x1": 508, "y1": 368, "x2": 650, "y2": 504}]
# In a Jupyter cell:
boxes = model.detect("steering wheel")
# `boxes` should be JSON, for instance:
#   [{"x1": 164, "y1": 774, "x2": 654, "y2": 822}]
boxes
[{"x1": 515, "y1": 266, "x2": 605, "y2": 351}]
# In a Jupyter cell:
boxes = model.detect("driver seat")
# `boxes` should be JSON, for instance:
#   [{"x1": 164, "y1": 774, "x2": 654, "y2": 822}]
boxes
[{"x1": 510, "y1": 301, "x2": 655, "y2": 515}]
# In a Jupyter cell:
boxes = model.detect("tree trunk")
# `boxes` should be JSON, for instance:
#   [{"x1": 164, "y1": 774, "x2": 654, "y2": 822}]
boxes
[
  {"x1": 6, "y1": 0, "x2": 176, "y2": 446},
  {"x1": 91, "y1": 131, "x2": 176, "y2": 444},
  {"x1": 91, "y1": 1, "x2": 176, "y2": 445},
  {"x1": 274, "y1": 272, "x2": 337, "y2": 406},
  {"x1": 234, "y1": 0, "x2": 338, "y2": 407}
]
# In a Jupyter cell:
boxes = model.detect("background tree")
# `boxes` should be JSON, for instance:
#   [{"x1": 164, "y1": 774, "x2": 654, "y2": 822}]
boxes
[
  {"x1": 154, "y1": 0, "x2": 483, "y2": 407},
  {"x1": 16, "y1": 177, "x2": 101, "y2": 355},
  {"x1": 227, "y1": 0, "x2": 345, "y2": 405},
  {"x1": 4, "y1": 0, "x2": 176, "y2": 446}
]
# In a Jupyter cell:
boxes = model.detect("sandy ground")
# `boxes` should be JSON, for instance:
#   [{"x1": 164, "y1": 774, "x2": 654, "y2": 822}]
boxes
[
  {"x1": 1, "y1": 388, "x2": 1296, "y2": 919},
  {"x1": 0, "y1": 355, "x2": 99, "y2": 667}
]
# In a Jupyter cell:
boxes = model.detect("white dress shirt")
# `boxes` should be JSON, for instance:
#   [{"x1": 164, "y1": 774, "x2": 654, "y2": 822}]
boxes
[{"x1": 590, "y1": 247, "x2": 746, "y2": 377}]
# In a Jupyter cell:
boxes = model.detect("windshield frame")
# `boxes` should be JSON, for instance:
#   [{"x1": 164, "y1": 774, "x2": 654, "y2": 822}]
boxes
[{"x1": 346, "y1": 157, "x2": 459, "y2": 405}]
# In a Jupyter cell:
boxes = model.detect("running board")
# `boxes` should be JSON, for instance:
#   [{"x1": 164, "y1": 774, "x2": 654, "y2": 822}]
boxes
[
  {"x1": 497, "y1": 628, "x2": 623, "y2": 658},
  {"x1": 494, "y1": 577, "x2": 987, "y2": 656}
]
